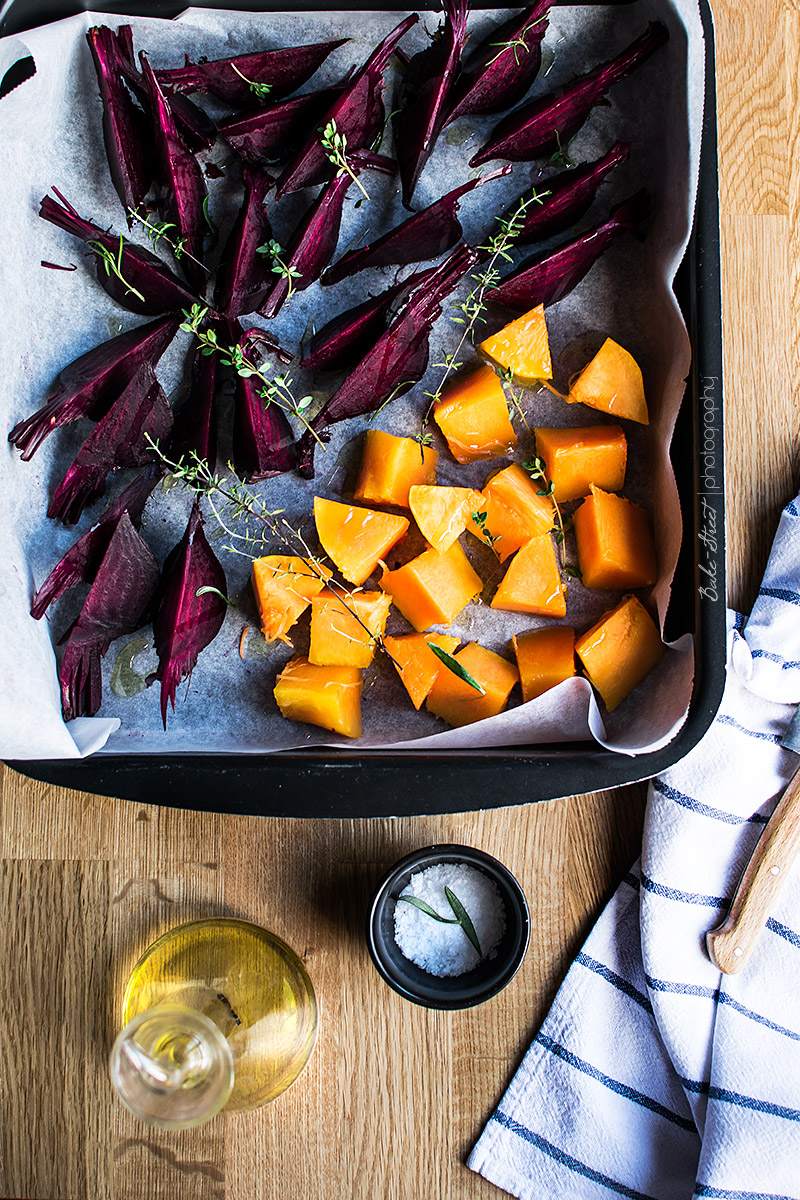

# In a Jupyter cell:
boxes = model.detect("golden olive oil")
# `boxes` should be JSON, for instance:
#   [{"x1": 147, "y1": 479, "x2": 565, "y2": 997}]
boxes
[{"x1": 122, "y1": 918, "x2": 318, "y2": 1111}]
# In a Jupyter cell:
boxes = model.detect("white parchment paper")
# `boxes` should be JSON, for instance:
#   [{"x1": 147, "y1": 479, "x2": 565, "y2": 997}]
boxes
[{"x1": 0, "y1": 0, "x2": 704, "y2": 759}]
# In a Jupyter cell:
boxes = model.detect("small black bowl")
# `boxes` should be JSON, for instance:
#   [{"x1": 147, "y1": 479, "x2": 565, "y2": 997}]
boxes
[{"x1": 366, "y1": 844, "x2": 530, "y2": 1010}]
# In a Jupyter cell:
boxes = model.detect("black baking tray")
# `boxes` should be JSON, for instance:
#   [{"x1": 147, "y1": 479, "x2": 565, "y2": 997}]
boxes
[{"x1": 1, "y1": 0, "x2": 726, "y2": 816}]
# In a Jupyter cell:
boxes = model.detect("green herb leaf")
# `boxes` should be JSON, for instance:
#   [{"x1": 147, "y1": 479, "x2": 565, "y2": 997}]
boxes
[
  {"x1": 196, "y1": 585, "x2": 234, "y2": 607},
  {"x1": 445, "y1": 887, "x2": 482, "y2": 957},
  {"x1": 397, "y1": 895, "x2": 459, "y2": 923},
  {"x1": 428, "y1": 644, "x2": 486, "y2": 695}
]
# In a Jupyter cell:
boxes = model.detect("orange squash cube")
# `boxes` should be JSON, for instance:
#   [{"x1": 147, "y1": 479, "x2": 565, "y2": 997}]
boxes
[
  {"x1": 433, "y1": 364, "x2": 517, "y2": 463},
  {"x1": 408, "y1": 485, "x2": 483, "y2": 553},
  {"x1": 468, "y1": 463, "x2": 554, "y2": 561},
  {"x1": 314, "y1": 496, "x2": 409, "y2": 586},
  {"x1": 273, "y1": 656, "x2": 363, "y2": 738},
  {"x1": 534, "y1": 424, "x2": 627, "y2": 502},
  {"x1": 309, "y1": 589, "x2": 392, "y2": 668},
  {"x1": 575, "y1": 596, "x2": 664, "y2": 711},
  {"x1": 491, "y1": 535, "x2": 566, "y2": 617},
  {"x1": 478, "y1": 303, "x2": 552, "y2": 384},
  {"x1": 380, "y1": 541, "x2": 483, "y2": 632},
  {"x1": 251, "y1": 556, "x2": 332, "y2": 644},
  {"x1": 426, "y1": 642, "x2": 519, "y2": 727},
  {"x1": 383, "y1": 632, "x2": 460, "y2": 710},
  {"x1": 573, "y1": 484, "x2": 657, "y2": 590},
  {"x1": 512, "y1": 626, "x2": 577, "y2": 702},
  {"x1": 353, "y1": 429, "x2": 438, "y2": 509},
  {"x1": 567, "y1": 338, "x2": 648, "y2": 425}
]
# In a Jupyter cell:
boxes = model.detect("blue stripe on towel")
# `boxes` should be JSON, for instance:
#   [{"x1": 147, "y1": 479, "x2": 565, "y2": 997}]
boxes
[
  {"x1": 751, "y1": 648, "x2": 800, "y2": 671},
  {"x1": 575, "y1": 953, "x2": 654, "y2": 1013},
  {"x1": 490, "y1": 1112, "x2": 662, "y2": 1200},
  {"x1": 646, "y1": 977, "x2": 800, "y2": 1042},
  {"x1": 679, "y1": 1080, "x2": 800, "y2": 1121},
  {"x1": 640, "y1": 874, "x2": 730, "y2": 908},
  {"x1": 651, "y1": 778, "x2": 769, "y2": 826},
  {"x1": 717, "y1": 716, "x2": 784, "y2": 744},
  {"x1": 534, "y1": 1034, "x2": 696, "y2": 1132},
  {"x1": 766, "y1": 918, "x2": 800, "y2": 949},
  {"x1": 758, "y1": 587, "x2": 800, "y2": 607},
  {"x1": 786, "y1": 500, "x2": 799, "y2": 517},
  {"x1": 707, "y1": 1086, "x2": 800, "y2": 1122},
  {"x1": 695, "y1": 1186, "x2": 798, "y2": 1199}
]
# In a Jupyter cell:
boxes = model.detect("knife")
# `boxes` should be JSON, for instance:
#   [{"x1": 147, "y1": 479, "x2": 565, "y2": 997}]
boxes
[{"x1": 706, "y1": 705, "x2": 800, "y2": 973}]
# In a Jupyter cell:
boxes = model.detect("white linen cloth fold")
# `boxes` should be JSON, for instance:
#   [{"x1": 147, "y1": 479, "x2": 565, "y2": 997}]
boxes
[{"x1": 469, "y1": 493, "x2": 800, "y2": 1200}]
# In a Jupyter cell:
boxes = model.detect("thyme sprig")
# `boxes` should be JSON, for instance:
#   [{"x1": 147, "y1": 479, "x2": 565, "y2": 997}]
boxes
[
  {"x1": 87, "y1": 236, "x2": 145, "y2": 304},
  {"x1": 179, "y1": 304, "x2": 322, "y2": 445},
  {"x1": 487, "y1": 17, "x2": 546, "y2": 67},
  {"x1": 256, "y1": 238, "x2": 302, "y2": 302},
  {"x1": 127, "y1": 207, "x2": 210, "y2": 274},
  {"x1": 230, "y1": 63, "x2": 272, "y2": 101},
  {"x1": 523, "y1": 455, "x2": 578, "y2": 578},
  {"x1": 321, "y1": 119, "x2": 370, "y2": 202},
  {"x1": 421, "y1": 190, "x2": 546, "y2": 428}
]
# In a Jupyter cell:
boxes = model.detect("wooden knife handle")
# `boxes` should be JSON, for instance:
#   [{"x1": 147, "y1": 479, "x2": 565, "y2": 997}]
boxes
[{"x1": 706, "y1": 766, "x2": 800, "y2": 973}]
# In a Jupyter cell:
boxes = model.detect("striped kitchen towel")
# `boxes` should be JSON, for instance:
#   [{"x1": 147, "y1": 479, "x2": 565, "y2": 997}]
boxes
[{"x1": 469, "y1": 493, "x2": 800, "y2": 1200}]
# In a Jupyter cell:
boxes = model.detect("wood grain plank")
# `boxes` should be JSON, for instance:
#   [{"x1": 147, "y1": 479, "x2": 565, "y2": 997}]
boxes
[{"x1": 716, "y1": 0, "x2": 789, "y2": 217}]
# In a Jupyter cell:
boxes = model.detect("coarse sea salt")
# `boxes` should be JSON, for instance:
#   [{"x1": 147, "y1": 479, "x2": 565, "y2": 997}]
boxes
[{"x1": 393, "y1": 862, "x2": 506, "y2": 977}]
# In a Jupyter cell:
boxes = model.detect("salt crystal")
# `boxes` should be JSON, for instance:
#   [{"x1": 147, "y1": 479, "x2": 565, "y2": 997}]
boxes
[{"x1": 393, "y1": 862, "x2": 506, "y2": 977}]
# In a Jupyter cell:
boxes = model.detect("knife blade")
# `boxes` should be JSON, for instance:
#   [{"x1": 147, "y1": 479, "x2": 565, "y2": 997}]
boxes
[{"x1": 706, "y1": 705, "x2": 800, "y2": 973}]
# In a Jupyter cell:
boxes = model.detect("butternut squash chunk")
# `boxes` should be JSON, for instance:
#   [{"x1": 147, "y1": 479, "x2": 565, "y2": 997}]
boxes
[
  {"x1": 491, "y1": 535, "x2": 566, "y2": 617},
  {"x1": 251, "y1": 556, "x2": 332, "y2": 644},
  {"x1": 309, "y1": 589, "x2": 392, "y2": 668},
  {"x1": 512, "y1": 626, "x2": 577, "y2": 702},
  {"x1": 383, "y1": 632, "x2": 460, "y2": 710},
  {"x1": 573, "y1": 484, "x2": 657, "y2": 590},
  {"x1": 534, "y1": 424, "x2": 627, "y2": 502},
  {"x1": 575, "y1": 595, "x2": 664, "y2": 711},
  {"x1": 408, "y1": 484, "x2": 483, "y2": 553},
  {"x1": 380, "y1": 541, "x2": 483, "y2": 632},
  {"x1": 314, "y1": 496, "x2": 409, "y2": 586},
  {"x1": 567, "y1": 338, "x2": 648, "y2": 425},
  {"x1": 433, "y1": 364, "x2": 517, "y2": 463},
  {"x1": 273, "y1": 656, "x2": 363, "y2": 738},
  {"x1": 468, "y1": 462, "x2": 553, "y2": 561},
  {"x1": 426, "y1": 642, "x2": 519, "y2": 728},
  {"x1": 478, "y1": 303, "x2": 552, "y2": 384},
  {"x1": 354, "y1": 428, "x2": 438, "y2": 509}
]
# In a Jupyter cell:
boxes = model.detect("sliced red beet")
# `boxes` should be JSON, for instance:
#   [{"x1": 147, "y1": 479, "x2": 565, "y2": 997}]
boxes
[
  {"x1": 322, "y1": 165, "x2": 510, "y2": 287},
  {"x1": 139, "y1": 55, "x2": 209, "y2": 293},
  {"x1": 8, "y1": 315, "x2": 179, "y2": 461},
  {"x1": 228, "y1": 323, "x2": 297, "y2": 482},
  {"x1": 171, "y1": 339, "x2": 219, "y2": 468},
  {"x1": 214, "y1": 166, "x2": 274, "y2": 318},
  {"x1": 154, "y1": 37, "x2": 348, "y2": 107},
  {"x1": 31, "y1": 466, "x2": 160, "y2": 620},
  {"x1": 470, "y1": 22, "x2": 668, "y2": 167},
  {"x1": 86, "y1": 25, "x2": 153, "y2": 224},
  {"x1": 393, "y1": 0, "x2": 469, "y2": 209},
  {"x1": 48, "y1": 361, "x2": 174, "y2": 525},
  {"x1": 444, "y1": 0, "x2": 551, "y2": 125},
  {"x1": 150, "y1": 501, "x2": 228, "y2": 728},
  {"x1": 59, "y1": 511, "x2": 160, "y2": 719},
  {"x1": 39, "y1": 190, "x2": 201, "y2": 316},
  {"x1": 498, "y1": 140, "x2": 632, "y2": 245},
  {"x1": 276, "y1": 14, "x2": 418, "y2": 198},
  {"x1": 301, "y1": 267, "x2": 438, "y2": 372},
  {"x1": 488, "y1": 190, "x2": 649, "y2": 310},
  {"x1": 218, "y1": 85, "x2": 345, "y2": 165}
]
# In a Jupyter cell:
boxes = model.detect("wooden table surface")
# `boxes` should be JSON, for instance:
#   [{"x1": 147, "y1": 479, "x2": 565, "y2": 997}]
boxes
[{"x1": 2, "y1": 1, "x2": 797, "y2": 1196}]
